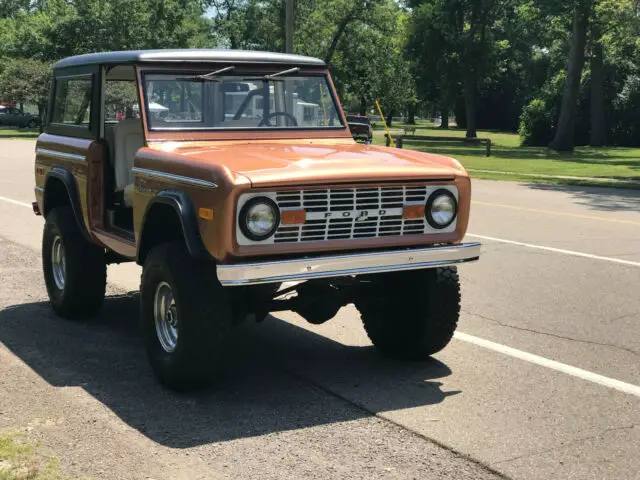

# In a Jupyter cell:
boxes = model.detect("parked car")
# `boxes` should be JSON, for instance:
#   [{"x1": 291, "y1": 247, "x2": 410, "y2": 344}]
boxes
[
  {"x1": 0, "y1": 105, "x2": 41, "y2": 128},
  {"x1": 32, "y1": 49, "x2": 480, "y2": 391},
  {"x1": 346, "y1": 114, "x2": 373, "y2": 143}
]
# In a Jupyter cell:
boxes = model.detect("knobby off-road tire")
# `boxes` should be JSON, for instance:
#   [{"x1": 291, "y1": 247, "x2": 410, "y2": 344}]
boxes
[
  {"x1": 140, "y1": 242, "x2": 233, "y2": 391},
  {"x1": 356, "y1": 267, "x2": 460, "y2": 360},
  {"x1": 42, "y1": 206, "x2": 106, "y2": 319}
]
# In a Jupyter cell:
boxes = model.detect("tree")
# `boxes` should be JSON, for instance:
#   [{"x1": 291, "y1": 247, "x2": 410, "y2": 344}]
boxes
[
  {"x1": 328, "y1": 1, "x2": 414, "y2": 118},
  {"x1": 210, "y1": 0, "x2": 413, "y2": 117},
  {"x1": 0, "y1": 0, "x2": 215, "y2": 61},
  {"x1": 407, "y1": 1, "x2": 460, "y2": 129},
  {"x1": 590, "y1": 20, "x2": 605, "y2": 146},
  {"x1": 0, "y1": 58, "x2": 51, "y2": 117},
  {"x1": 319, "y1": 0, "x2": 384, "y2": 66},
  {"x1": 0, "y1": 0, "x2": 31, "y2": 18},
  {"x1": 207, "y1": 0, "x2": 249, "y2": 48},
  {"x1": 408, "y1": 0, "x2": 513, "y2": 138},
  {"x1": 549, "y1": 0, "x2": 592, "y2": 151}
]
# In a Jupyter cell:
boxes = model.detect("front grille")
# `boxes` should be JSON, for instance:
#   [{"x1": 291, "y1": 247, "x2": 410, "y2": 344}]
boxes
[{"x1": 273, "y1": 186, "x2": 432, "y2": 243}]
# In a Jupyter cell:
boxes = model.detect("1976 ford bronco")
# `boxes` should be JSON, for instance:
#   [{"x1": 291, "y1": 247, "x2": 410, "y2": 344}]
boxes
[{"x1": 32, "y1": 50, "x2": 480, "y2": 390}]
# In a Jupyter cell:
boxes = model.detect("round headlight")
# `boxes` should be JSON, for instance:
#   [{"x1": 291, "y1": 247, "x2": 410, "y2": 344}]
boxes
[
  {"x1": 240, "y1": 197, "x2": 280, "y2": 240},
  {"x1": 426, "y1": 189, "x2": 457, "y2": 229}
]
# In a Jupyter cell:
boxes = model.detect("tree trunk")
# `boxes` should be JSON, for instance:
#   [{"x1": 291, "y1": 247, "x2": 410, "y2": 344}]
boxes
[
  {"x1": 440, "y1": 109, "x2": 449, "y2": 129},
  {"x1": 590, "y1": 22, "x2": 605, "y2": 147},
  {"x1": 325, "y1": 12, "x2": 355, "y2": 66},
  {"x1": 407, "y1": 102, "x2": 416, "y2": 124},
  {"x1": 359, "y1": 97, "x2": 367, "y2": 116},
  {"x1": 386, "y1": 109, "x2": 394, "y2": 127},
  {"x1": 549, "y1": 2, "x2": 591, "y2": 151},
  {"x1": 464, "y1": 77, "x2": 477, "y2": 138}
]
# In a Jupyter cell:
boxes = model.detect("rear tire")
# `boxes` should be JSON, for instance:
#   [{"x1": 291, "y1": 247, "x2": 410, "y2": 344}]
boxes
[
  {"x1": 42, "y1": 207, "x2": 106, "y2": 319},
  {"x1": 355, "y1": 267, "x2": 460, "y2": 360},
  {"x1": 140, "y1": 242, "x2": 233, "y2": 391}
]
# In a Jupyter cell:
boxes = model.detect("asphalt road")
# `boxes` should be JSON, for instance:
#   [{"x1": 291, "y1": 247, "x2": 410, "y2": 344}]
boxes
[{"x1": 1, "y1": 139, "x2": 639, "y2": 480}]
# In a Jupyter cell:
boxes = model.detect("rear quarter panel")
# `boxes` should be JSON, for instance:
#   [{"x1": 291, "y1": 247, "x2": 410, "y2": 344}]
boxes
[{"x1": 35, "y1": 134, "x2": 93, "y2": 232}]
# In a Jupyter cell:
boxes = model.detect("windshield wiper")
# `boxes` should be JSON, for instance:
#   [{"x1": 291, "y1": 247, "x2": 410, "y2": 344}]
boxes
[
  {"x1": 186, "y1": 65, "x2": 235, "y2": 81},
  {"x1": 245, "y1": 67, "x2": 301, "y2": 82},
  {"x1": 265, "y1": 67, "x2": 300, "y2": 79}
]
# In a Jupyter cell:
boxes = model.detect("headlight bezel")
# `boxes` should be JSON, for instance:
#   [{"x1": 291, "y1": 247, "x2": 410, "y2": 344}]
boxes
[
  {"x1": 239, "y1": 196, "x2": 280, "y2": 241},
  {"x1": 425, "y1": 189, "x2": 458, "y2": 229}
]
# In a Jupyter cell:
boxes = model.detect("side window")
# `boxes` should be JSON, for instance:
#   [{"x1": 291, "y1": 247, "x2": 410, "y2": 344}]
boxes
[
  {"x1": 51, "y1": 76, "x2": 93, "y2": 127},
  {"x1": 104, "y1": 81, "x2": 140, "y2": 122}
]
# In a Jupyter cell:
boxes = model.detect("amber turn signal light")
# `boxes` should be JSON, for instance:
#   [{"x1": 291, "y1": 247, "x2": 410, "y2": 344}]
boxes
[
  {"x1": 198, "y1": 208, "x2": 215, "y2": 220},
  {"x1": 281, "y1": 209, "x2": 306, "y2": 225},
  {"x1": 403, "y1": 205, "x2": 425, "y2": 220}
]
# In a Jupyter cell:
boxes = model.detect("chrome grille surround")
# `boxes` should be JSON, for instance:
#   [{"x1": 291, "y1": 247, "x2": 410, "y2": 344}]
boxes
[{"x1": 236, "y1": 185, "x2": 458, "y2": 246}]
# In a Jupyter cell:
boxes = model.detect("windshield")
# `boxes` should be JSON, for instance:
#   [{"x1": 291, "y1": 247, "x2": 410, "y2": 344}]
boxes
[{"x1": 142, "y1": 73, "x2": 344, "y2": 131}]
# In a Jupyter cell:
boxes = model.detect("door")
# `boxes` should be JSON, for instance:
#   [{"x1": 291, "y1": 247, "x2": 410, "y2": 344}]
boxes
[{"x1": 5, "y1": 107, "x2": 21, "y2": 126}]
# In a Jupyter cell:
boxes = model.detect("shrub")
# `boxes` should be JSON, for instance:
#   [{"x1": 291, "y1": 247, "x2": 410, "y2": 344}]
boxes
[{"x1": 519, "y1": 99, "x2": 553, "y2": 146}]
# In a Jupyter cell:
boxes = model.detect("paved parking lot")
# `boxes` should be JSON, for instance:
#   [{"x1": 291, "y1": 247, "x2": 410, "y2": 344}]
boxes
[{"x1": 1, "y1": 139, "x2": 639, "y2": 479}]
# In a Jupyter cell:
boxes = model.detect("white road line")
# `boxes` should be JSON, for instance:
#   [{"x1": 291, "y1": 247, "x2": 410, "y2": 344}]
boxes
[
  {"x1": 454, "y1": 332, "x2": 640, "y2": 397},
  {"x1": 0, "y1": 196, "x2": 31, "y2": 209},
  {"x1": 468, "y1": 233, "x2": 640, "y2": 268}
]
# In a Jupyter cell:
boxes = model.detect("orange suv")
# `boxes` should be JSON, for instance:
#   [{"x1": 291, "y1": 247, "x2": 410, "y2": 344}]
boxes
[{"x1": 32, "y1": 49, "x2": 480, "y2": 390}]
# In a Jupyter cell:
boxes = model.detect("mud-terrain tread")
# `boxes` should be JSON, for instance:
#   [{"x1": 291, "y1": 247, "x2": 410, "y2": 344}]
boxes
[
  {"x1": 140, "y1": 242, "x2": 233, "y2": 391},
  {"x1": 42, "y1": 206, "x2": 106, "y2": 319},
  {"x1": 356, "y1": 267, "x2": 460, "y2": 360}
]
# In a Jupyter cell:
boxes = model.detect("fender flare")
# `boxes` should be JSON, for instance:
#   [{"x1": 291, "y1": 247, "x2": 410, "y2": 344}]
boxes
[
  {"x1": 44, "y1": 167, "x2": 90, "y2": 241},
  {"x1": 136, "y1": 190, "x2": 207, "y2": 264}
]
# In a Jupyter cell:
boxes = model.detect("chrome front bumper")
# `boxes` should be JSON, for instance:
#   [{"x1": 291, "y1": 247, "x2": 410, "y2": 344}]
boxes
[{"x1": 217, "y1": 242, "x2": 481, "y2": 286}]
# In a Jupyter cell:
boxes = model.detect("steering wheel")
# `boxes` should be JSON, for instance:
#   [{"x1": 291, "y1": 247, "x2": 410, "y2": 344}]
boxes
[{"x1": 258, "y1": 111, "x2": 298, "y2": 127}]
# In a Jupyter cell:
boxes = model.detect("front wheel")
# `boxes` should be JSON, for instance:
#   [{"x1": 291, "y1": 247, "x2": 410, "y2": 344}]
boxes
[
  {"x1": 140, "y1": 242, "x2": 233, "y2": 391},
  {"x1": 42, "y1": 207, "x2": 106, "y2": 319},
  {"x1": 355, "y1": 267, "x2": 460, "y2": 360}
]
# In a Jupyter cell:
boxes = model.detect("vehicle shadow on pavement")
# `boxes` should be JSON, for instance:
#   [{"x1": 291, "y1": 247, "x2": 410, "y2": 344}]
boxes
[
  {"x1": 0, "y1": 294, "x2": 457, "y2": 448},
  {"x1": 525, "y1": 182, "x2": 640, "y2": 212}
]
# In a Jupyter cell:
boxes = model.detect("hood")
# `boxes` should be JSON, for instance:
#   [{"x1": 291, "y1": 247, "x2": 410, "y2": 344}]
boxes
[{"x1": 151, "y1": 141, "x2": 466, "y2": 187}]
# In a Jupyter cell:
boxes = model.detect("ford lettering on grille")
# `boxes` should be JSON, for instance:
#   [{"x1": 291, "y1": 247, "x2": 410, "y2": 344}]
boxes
[
  {"x1": 307, "y1": 208, "x2": 404, "y2": 221},
  {"x1": 269, "y1": 185, "x2": 457, "y2": 244}
]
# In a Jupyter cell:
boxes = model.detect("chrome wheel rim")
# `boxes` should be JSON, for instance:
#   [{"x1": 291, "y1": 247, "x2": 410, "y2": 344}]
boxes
[
  {"x1": 154, "y1": 281, "x2": 178, "y2": 353},
  {"x1": 51, "y1": 235, "x2": 66, "y2": 291}
]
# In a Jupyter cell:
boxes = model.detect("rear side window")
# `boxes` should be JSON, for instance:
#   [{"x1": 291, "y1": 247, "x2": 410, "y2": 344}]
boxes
[
  {"x1": 104, "y1": 80, "x2": 140, "y2": 122},
  {"x1": 51, "y1": 76, "x2": 93, "y2": 127}
]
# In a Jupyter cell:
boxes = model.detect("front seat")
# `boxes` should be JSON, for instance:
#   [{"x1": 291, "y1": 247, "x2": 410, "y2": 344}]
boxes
[{"x1": 113, "y1": 118, "x2": 144, "y2": 207}]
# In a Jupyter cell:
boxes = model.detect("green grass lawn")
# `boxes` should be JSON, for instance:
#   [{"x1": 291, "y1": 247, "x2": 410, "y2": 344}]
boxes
[
  {"x1": 372, "y1": 127, "x2": 640, "y2": 187},
  {"x1": 0, "y1": 127, "x2": 40, "y2": 139}
]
